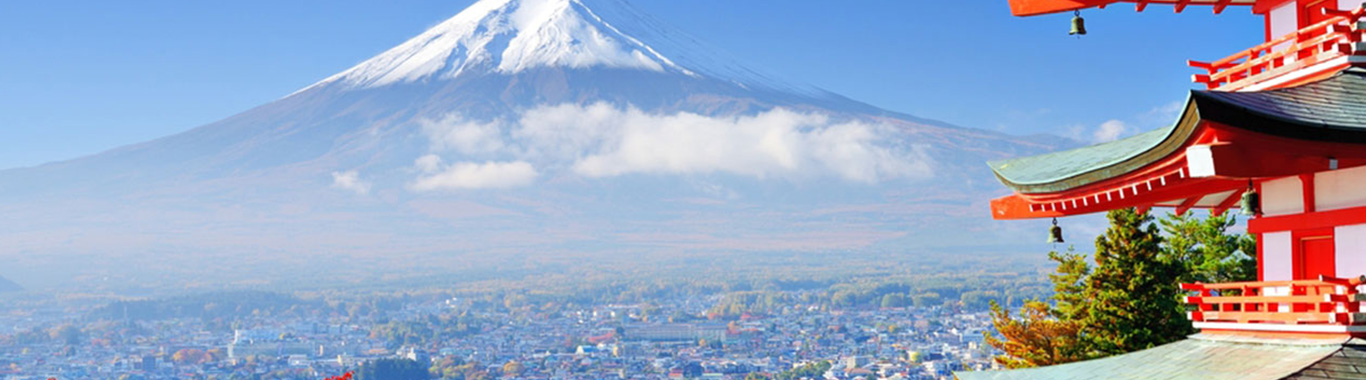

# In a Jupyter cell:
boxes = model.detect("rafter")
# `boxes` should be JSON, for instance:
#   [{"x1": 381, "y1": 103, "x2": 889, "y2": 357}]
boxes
[
  {"x1": 1175, "y1": 196, "x2": 1202, "y2": 216},
  {"x1": 1174, "y1": 0, "x2": 1191, "y2": 13},
  {"x1": 1211, "y1": 188, "x2": 1245, "y2": 217},
  {"x1": 1213, "y1": 0, "x2": 1232, "y2": 14}
]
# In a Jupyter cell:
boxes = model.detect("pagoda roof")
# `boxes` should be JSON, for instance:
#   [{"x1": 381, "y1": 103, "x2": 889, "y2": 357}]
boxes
[
  {"x1": 956, "y1": 333, "x2": 1357, "y2": 380},
  {"x1": 1195, "y1": 67, "x2": 1366, "y2": 142},
  {"x1": 991, "y1": 67, "x2": 1366, "y2": 195}
]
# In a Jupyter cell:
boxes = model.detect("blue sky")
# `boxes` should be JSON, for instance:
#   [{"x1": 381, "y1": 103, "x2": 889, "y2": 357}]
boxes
[{"x1": 0, "y1": 1, "x2": 1262, "y2": 171}]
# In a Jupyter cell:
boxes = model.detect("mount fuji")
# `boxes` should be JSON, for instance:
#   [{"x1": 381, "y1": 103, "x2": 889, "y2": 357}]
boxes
[{"x1": 0, "y1": 0, "x2": 1065, "y2": 291}]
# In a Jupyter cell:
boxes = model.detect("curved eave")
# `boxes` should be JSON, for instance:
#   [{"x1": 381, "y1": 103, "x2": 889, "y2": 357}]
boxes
[
  {"x1": 990, "y1": 100, "x2": 1201, "y2": 194},
  {"x1": 988, "y1": 68, "x2": 1366, "y2": 220},
  {"x1": 993, "y1": 68, "x2": 1366, "y2": 196}
]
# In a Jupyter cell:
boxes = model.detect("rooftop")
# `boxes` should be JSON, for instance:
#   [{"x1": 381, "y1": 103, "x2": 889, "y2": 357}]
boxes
[{"x1": 956, "y1": 333, "x2": 1363, "y2": 380}]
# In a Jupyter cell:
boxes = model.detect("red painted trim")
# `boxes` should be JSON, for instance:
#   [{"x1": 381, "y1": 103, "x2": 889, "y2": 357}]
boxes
[
  {"x1": 1301, "y1": 173, "x2": 1316, "y2": 213},
  {"x1": 989, "y1": 121, "x2": 1366, "y2": 220},
  {"x1": 1248, "y1": 205, "x2": 1366, "y2": 233},
  {"x1": 1264, "y1": 11, "x2": 1274, "y2": 40},
  {"x1": 1007, "y1": 0, "x2": 1257, "y2": 16},
  {"x1": 1008, "y1": 0, "x2": 1110, "y2": 16},
  {"x1": 1257, "y1": 232, "x2": 1266, "y2": 281},
  {"x1": 990, "y1": 179, "x2": 1245, "y2": 219},
  {"x1": 1255, "y1": 0, "x2": 1297, "y2": 14}
]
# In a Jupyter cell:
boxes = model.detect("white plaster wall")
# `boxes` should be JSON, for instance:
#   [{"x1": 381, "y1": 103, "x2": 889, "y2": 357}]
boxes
[
  {"x1": 1261, "y1": 176, "x2": 1304, "y2": 217},
  {"x1": 1316, "y1": 166, "x2": 1366, "y2": 212},
  {"x1": 1270, "y1": 2, "x2": 1297, "y2": 50},
  {"x1": 1341, "y1": 0, "x2": 1362, "y2": 11},
  {"x1": 1338, "y1": 224, "x2": 1366, "y2": 278},
  {"x1": 1264, "y1": 231, "x2": 1294, "y2": 281}
]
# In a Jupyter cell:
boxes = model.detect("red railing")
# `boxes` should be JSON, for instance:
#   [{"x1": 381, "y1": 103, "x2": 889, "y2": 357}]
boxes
[
  {"x1": 1182, "y1": 276, "x2": 1366, "y2": 328},
  {"x1": 1189, "y1": 7, "x2": 1365, "y2": 91}
]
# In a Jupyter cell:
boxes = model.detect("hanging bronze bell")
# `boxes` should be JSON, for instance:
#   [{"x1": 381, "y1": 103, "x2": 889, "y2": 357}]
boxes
[
  {"x1": 1048, "y1": 218, "x2": 1065, "y2": 244},
  {"x1": 1070, "y1": 11, "x2": 1087, "y2": 36},
  {"x1": 1240, "y1": 186, "x2": 1260, "y2": 216}
]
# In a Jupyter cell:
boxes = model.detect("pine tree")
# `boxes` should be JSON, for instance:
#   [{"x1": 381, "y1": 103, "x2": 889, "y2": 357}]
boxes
[
  {"x1": 986, "y1": 208, "x2": 1230, "y2": 367},
  {"x1": 1084, "y1": 208, "x2": 1190, "y2": 355},
  {"x1": 1159, "y1": 211, "x2": 1257, "y2": 284}
]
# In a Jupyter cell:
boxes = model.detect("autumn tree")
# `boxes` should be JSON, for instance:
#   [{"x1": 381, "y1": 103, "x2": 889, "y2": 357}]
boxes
[
  {"x1": 501, "y1": 360, "x2": 524, "y2": 377},
  {"x1": 983, "y1": 300, "x2": 1088, "y2": 369},
  {"x1": 172, "y1": 348, "x2": 209, "y2": 365}
]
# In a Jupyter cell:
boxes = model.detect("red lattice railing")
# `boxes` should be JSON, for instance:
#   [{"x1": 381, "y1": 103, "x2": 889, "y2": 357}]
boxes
[
  {"x1": 1189, "y1": 7, "x2": 1365, "y2": 91},
  {"x1": 1182, "y1": 276, "x2": 1366, "y2": 327}
]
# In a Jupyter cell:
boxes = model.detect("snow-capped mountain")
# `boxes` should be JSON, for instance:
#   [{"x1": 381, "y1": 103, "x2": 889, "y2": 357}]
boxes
[
  {"x1": 0, "y1": 0, "x2": 1066, "y2": 291},
  {"x1": 307, "y1": 0, "x2": 808, "y2": 95}
]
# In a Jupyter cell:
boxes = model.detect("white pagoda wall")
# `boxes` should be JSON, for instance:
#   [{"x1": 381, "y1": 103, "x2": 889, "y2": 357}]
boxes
[
  {"x1": 1260, "y1": 176, "x2": 1303, "y2": 217},
  {"x1": 1337, "y1": 225, "x2": 1366, "y2": 278},
  {"x1": 1324, "y1": 166, "x2": 1366, "y2": 278},
  {"x1": 1257, "y1": 166, "x2": 1366, "y2": 281},
  {"x1": 1269, "y1": 2, "x2": 1297, "y2": 42},
  {"x1": 1315, "y1": 165, "x2": 1366, "y2": 211},
  {"x1": 1263, "y1": 231, "x2": 1294, "y2": 281}
]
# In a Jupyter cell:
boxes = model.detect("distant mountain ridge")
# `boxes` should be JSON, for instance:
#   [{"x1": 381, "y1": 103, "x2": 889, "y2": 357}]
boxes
[
  {"x1": 0, "y1": 0, "x2": 1068, "y2": 292},
  {"x1": 0, "y1": 275, "x2": 21, "y2": 293}
]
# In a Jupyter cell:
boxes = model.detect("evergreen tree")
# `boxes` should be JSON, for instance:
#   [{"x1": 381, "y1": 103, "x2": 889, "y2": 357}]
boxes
[
  {"x1": 987, "y1": 208, "x2": 1229, "y2": 367},
  {"x1": 1159, "y1": 211, "x2": 1256, "y2": 284},
  {"x1": 1083, "y1": 208, "x2": 1190, "y2": 355}
]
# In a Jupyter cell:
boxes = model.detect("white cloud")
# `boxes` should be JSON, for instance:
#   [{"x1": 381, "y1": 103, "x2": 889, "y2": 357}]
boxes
[
  {"x1": 410, "y1": 103, "x2": 934, "y2": 187},
  {"x1": 1092, "y1": 119, "x2": 1128, "y2": 143},
  {"x1": 415, "y1": 154, "x2": 444, "y2": 174},
  {"x1": 420, "y1": 114, "x2": 506, "y2": 154},
  {"x1": 411, "y1": 160, "x2": 539, "y2": 191},
  {"x1": 331, "y1": 170, "x2": 372, "y2": 195},
  {"x1": 526, "y1": 104, "x2": 931, "y2": 183}
]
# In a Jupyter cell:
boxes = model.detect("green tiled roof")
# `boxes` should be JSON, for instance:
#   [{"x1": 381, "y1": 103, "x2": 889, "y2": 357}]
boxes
[
  {"x1": 955, "y1": 334, "x2": 1348, "y2": 380},
  {"x1": 989, "y1": 68, "x2": 1366, "y2": 194},
  {"x1": 988, "y1": 126, "x2": 1175, "y2": 190}
]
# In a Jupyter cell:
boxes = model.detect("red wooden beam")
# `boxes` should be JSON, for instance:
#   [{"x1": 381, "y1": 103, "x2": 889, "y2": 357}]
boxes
[
  {"x1": 1175, "y1": 196, "x2": 1202, "y2": 216},
  {"x1": 1247, "y1": 205, "x2": 1366, "y2": 233},
  {"x1": 1211, "y1": 188, "x2": 1245, "y2": 216},
  {"x1": 993, "y1": 178, "x2": 1244, "y2": 220},
  {"x1": 1007, "y1": 0, "x2": 1112, "y2": 16},
  {"x1": 1213, "y1": 0, "x2": 1232, "y2": 14},
  {"x1": 1006, "y1": 0, "x2": 1259, "y2": 17}
]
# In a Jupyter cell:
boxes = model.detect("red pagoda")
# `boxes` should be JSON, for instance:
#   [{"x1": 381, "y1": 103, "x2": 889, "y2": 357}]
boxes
[{"x1": 960, "y1": 1, "x2": 1366, "y2": 379}]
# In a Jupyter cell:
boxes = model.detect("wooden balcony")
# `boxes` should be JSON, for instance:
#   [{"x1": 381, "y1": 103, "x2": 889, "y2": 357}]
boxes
[
  {"x1": 1182, "y1": 276, "x2": 1366, "y2": 335},
  {"x1": 1189, "y1": 7, "x2": 1365, "y2": 92}
]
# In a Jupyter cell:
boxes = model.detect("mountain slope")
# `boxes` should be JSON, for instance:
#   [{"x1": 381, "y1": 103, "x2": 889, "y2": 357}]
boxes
[
  {"x1": 0, "y1": 275, "x2": 19, "y2": 293},
  {"x1": 0, "y1": 0, "x2": 1067, "y2": 292}
]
